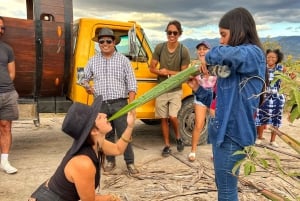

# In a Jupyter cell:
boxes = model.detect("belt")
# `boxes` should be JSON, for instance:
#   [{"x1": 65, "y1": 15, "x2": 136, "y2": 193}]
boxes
[{"x1": 103, "y1": 98, "x2": 127, "y2": 104}]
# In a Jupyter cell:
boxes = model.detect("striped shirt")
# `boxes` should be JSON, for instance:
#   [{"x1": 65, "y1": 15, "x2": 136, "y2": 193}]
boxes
[{"x1": 83, "y1": 51, "x2": 137, "y2": 101}]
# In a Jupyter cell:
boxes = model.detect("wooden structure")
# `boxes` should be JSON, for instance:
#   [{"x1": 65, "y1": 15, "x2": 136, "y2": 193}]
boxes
[{"x1": 2, "y1": 0, "x2": 73, "y2": 119}]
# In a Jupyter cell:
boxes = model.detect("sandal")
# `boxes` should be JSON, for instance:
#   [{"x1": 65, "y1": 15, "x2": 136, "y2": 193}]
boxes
[{"x1": 188, "y1": 152, "x2": 196, "y2": 162}]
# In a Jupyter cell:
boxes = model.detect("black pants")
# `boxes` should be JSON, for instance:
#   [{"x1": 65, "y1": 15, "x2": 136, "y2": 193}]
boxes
[{"x1": 101, "y1": 98, "x2": 135, "y2": 164}]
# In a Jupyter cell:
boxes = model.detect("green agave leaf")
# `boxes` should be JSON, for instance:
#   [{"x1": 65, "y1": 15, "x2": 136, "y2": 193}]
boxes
[{"x1": 108, "y1": 63, "x2": 201, "y2": 121}]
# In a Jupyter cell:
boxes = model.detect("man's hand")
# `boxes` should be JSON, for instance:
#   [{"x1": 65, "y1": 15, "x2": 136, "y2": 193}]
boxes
[
  {"x1": 83, "y1": 82, "x2": 94, "y2": 94},
  {"x1": 85, "y1": 86, "x2": 95, "y2": 95},
  {"x1": 159, "y1": 68, "x2": 170, "y2": 76}
]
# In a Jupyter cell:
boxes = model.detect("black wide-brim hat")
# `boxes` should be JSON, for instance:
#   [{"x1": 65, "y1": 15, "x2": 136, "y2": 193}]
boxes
[{"x1": 62, "y1": 96, "x2": 103, "y2": 155}]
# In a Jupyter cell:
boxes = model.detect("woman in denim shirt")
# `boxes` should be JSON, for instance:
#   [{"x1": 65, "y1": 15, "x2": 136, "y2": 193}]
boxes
[{"x1": 203, "y1": 7, "x2": 266, "y2": 201}]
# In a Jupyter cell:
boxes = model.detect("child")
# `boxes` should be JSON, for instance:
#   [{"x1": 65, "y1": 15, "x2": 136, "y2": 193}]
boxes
[
  {"x1": 255, "y1": 49, "x2": 286, "y2": 147},
  {"x1": 187, "y1": 41, "x2": 216, "y2": 162}
]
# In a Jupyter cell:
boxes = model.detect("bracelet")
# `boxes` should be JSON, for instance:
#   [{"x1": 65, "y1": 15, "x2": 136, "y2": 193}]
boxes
[{"x1": 121, "y1": 135, "x2": 132, "y2": 143}]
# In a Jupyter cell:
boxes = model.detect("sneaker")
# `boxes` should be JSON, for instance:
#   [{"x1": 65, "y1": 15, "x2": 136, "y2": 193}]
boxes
[
  {"x1": 270, "y1": 141, "x2": 279, "y2": 148},
  {"x1": 176, "y1": 138, "x2": 184, "y2": 152},
  {"x1": 162, "y1": 146, "x2": 171, "y2": 157},
  {"x1": 103, "y1": 162, "x2": 116, "y2": 172},
  {"x1": 0, "y1": 161, "x2": 18, "y2": 174},
  {"x1": 188, "y1": 152, "x2": 196, "y2": 162},
  {"x1": 127, "y1": 163, "x2": 139, "y2": 174},
  {"x1": 255, "y1": 139, "x2": 262, "y2": 145}
]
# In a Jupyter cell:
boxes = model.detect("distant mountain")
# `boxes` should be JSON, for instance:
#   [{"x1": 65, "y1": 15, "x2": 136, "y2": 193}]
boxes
[
  {"x1": 269, "y1": 36, "x2": 300, "y2": 59},
  {"x1": 151, "y1": 36, "x2": 300, "y2": 60}
]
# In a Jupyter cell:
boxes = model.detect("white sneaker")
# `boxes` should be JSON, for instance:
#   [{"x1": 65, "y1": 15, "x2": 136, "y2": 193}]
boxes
[
  {"x1": 0, "y1": 160, "x2": 18, "y2": 174},
  {"x1": 255, "y1": 139, "x2": 262, "y2": 145},
  {"x1": 270, "y1": 141, "x2": 279, "y2": 148}
]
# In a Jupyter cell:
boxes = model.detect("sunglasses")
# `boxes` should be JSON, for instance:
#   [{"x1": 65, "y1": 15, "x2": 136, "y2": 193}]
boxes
[
  {"x1": 0, "y1": 26, "x2": 5, "y2": 31},
  {"x1": 98, "y1": 39, "x2": 113, "y2": 44},
  {"x1": 167, "y1": 31, "x2": 179, "y2": 36}
]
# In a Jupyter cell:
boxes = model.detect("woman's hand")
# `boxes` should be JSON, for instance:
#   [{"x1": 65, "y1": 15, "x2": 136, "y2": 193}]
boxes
[
  {"x1": 289, "y1": 72, "x2": 297, "y2": 80},
  {"x1": 127, "y1": 110, "x2": 136, "y2": 128},
  {"x1": 200, "y1": 60, "x2": 209, "y2": 76},
  {"x1": 187, "y1": 76, "x2": 200, "y2": 92},
  {"x1": 95, "y1": 194, "x2": 121, "y2": 201}
]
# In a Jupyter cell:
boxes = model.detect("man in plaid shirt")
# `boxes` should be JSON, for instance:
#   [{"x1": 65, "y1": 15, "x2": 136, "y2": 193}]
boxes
[{"x1": 81, "y1": 28, "x2": 138, "y2": 174}]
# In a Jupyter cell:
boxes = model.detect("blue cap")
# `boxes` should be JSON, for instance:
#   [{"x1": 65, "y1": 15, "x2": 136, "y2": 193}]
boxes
[{"x1": 196, "y1": 41, "x2": 211, "y2": 49}]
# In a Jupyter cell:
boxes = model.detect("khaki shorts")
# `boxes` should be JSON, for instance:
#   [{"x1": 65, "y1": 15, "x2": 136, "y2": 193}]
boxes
[
  {"x1": 0, "y1": 90, "x2": 19, "y2": 120},
  {"x1": 155, "y1": 89, "x2": 182, "y2": 118}
]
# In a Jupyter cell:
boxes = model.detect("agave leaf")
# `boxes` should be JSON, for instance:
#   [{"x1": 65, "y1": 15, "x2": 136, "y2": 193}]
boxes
[
  {"x1": 269, "y1": 126, "x2": 300, "y2": 154},
  {"x1": 108, "y1": 63, "x2": 201, "y2": 121}
]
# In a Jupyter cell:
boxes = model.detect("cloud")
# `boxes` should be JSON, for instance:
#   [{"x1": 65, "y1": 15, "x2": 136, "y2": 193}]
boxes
[
  {"x1": 2, "y1": 0, "x2": 300, "y2": 40},
  {"x1": 72, "y1": 0, "x2": 300, "y2": 39}
]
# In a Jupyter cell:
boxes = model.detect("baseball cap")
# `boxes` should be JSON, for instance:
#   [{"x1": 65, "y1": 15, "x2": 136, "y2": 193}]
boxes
[{"x1": 195, "y1": 41, "x2": 211, "y2": 49}]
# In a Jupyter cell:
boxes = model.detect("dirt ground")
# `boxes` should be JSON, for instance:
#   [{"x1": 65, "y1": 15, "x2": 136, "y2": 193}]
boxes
[{"x1": 0, "y1": 113, "x2": 299, "y2": 201}]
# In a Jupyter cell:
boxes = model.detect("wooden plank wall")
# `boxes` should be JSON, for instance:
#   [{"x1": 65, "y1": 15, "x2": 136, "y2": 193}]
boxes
[
  {"x1": 33, "y1": 0, "x2": 73, "y2": 97},
  {"x1": 39, "y1": 21, "x2": 66, "y2": 97},
  {"x1": 34, "y1": 0, "x2": 73, "y2": 23},
  {"x1": 2, "y1": 0, "x2": 73, "y2": 98}
]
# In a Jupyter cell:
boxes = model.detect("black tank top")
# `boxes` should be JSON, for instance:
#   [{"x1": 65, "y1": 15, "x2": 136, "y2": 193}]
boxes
[{"x1": 48, "y1": 145, "x2": 101, "y2": 201}]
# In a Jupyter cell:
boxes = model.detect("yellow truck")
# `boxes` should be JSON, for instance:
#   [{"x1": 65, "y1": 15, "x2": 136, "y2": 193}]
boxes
[{"x1": 2, "y1": 0, "x2": 208, "y2": 145}]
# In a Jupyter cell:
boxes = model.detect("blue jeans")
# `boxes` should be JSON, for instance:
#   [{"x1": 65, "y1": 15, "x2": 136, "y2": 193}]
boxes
[
  {"x1": 101, "y1": 99, "x2": 135, "y2": 164},
  {"x1": 212, "y1": 136, "x2": 245, "y2": 201},
  {"x1": 30, "y1": 181, "x2": 67, "y2": 201}
]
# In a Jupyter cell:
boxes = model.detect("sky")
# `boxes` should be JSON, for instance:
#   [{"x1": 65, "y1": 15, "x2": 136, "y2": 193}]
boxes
[{"x1": 1, "y1": 0, "x2": 300, "y2": 41}]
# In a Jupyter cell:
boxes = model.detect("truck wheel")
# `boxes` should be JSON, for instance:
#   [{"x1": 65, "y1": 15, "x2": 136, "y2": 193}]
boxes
[
  {"x1": 177, "y1": 97, "x2": 209, "y2": 146},
  {"x1": 140, "y1": 119, "x2": 161, "y2": 125}
]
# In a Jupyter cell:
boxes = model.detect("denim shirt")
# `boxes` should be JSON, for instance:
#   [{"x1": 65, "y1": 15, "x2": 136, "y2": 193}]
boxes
[{"x1": 206, "y1": 44, "x2": 266, "y2": 147}]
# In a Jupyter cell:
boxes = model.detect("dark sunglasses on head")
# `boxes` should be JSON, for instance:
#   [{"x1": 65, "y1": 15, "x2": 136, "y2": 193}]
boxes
[
  {"x1": 0, "y1": 26, "x2": 5, "y2": 31},
  {"x1": 167, "y1": 31, "x2": 179, "y2": 36},
  {"x1": 98, "y1": 39, "x2": 113, "y2": 44}
]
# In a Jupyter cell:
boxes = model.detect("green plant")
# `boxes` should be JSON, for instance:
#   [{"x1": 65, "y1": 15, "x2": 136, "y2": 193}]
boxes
[
  {"x1": 232, "y1": 145, "x2": 300, "y2": 177},
  {"x1": 232, "y1": 146, "x2": 268, "y2": 176}
]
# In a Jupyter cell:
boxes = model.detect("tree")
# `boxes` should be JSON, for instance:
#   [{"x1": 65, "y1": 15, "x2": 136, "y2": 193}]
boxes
[{"x1": 262, "y1": 36, "x2": 281, "y2": 51}]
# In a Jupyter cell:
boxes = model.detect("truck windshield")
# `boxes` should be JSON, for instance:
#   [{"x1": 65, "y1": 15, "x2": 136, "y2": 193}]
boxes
[{"x1": 94, "y1": 35, "x2": 147, "y2": 61}]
